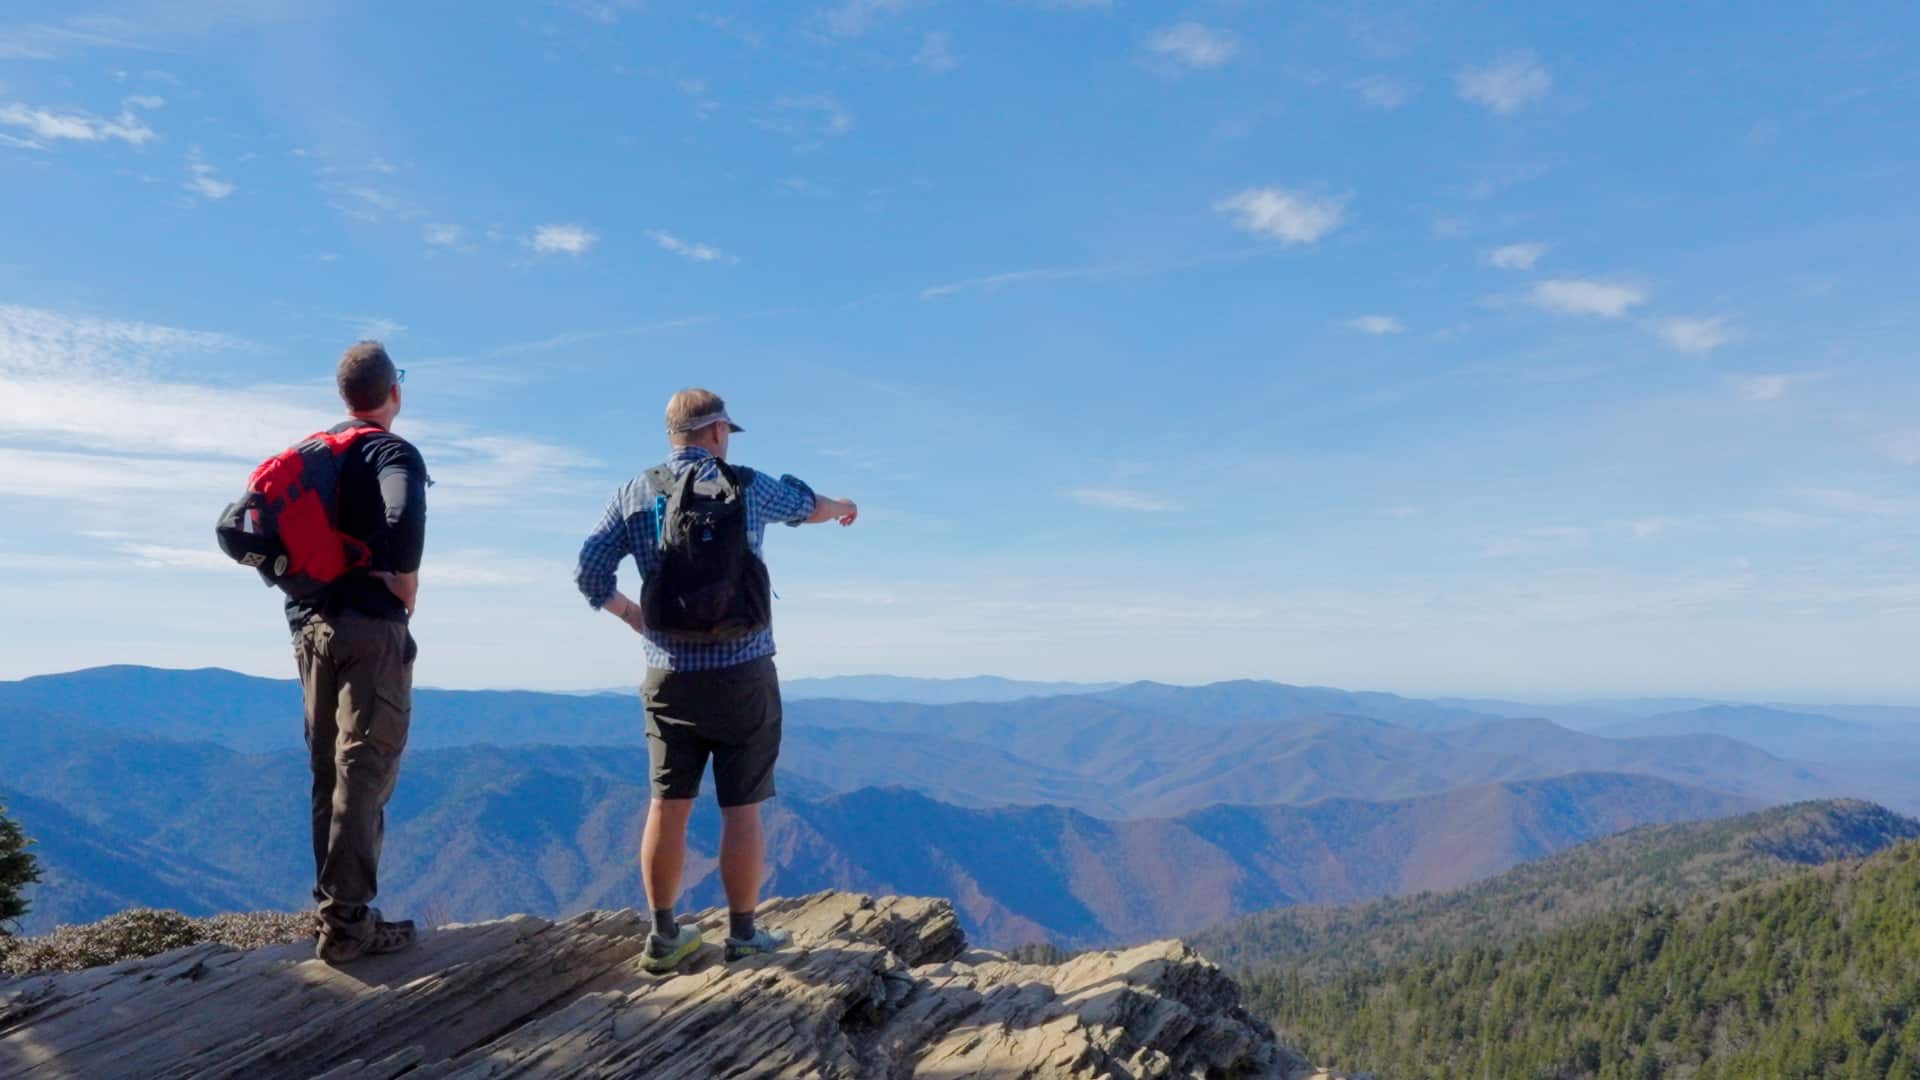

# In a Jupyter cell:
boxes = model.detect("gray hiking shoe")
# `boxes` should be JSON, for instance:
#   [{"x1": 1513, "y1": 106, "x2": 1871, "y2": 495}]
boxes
[
  {"x1": 642, "y1": 924, "x2": 704, "y2": 973},
  {"x1": 724, "y1": 926, "x2": 793, "y2": 963},
  {"x1": 315, "y1": 909, "x2": 415, "y2": 965}
]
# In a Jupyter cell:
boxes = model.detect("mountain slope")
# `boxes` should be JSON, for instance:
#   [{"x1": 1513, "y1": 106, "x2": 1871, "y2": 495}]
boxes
[
  {"x1": 3, "y1": 787, "x2": 280, "y2": 935},
  {"x1": 1251, "y1": 839, "x2": 1920, "y2": 1078},
  {"x1": 1192, "y1": 798, "x2": 1920, "y2": 980},
  {"x1": 781, "y1": 674, "x2": 1121, "y2": 703}
]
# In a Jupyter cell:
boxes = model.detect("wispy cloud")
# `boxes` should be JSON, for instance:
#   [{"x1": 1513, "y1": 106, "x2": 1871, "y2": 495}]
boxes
[
  {"x1": 183, "y1": 151, "x2": 234, "y2": 200},
  {"x1": 1487, "y1": 242, "x2": 1546, "y2": 270},
  {"x1": 1346, "y1": 315, "x2": 1405, "y2": 335},
  {"x1": 816, "y1": 0, "x2": 921, "y2": 38},
  {"x1": 648, "y1": 229, "x2": 736, "y2": 264},
  {"x1": 1457, "y1": 51, "x2": 1552, "y2": 115},
  {"x1": 530, "y1": 223, "x2": 598, "y2": 256},
  {"x1": 765, "y1": 94, "x2": 855, "y2": 142},
  {"x1": 1885, "y1": 431, "x2": 1920, "y2": 466},
  {"x1": 0, "y1": 100, "x2": 156, "y2": 146},
  {"x1": 1067, "y1": 487, "x2": 1174, "y2": 512},
  {"x1": 920, "y1": 250, "x2": 1256, "y2": 300},
  {"x1": 1350, "y1": 76, "x2": 1417, "y2": 109},
  {"x1": 1483, "y1": 526, "x2": 1593, "y2": 558},
  {"x1": 1145, "y1": 23, "x2": 1240, "y2": 70},
  {"x1": 346, "y1": 316, "x2": 406, "y2": 341},
  {"x1": 423, "y1": 223, "x2": 467, "y2": 248},
  {"x1": 1656, "y1": 315, "x2": 1736, "y2": 353},
  {"x1": 1530, "y1": 278, "x2": 1647, "y2": 317},
  {"x1": 1215, "y1": 187, "x2": 1347, "y2": 245},
  {"x1": 0, "y1": 305, "x2": 598, "y2": 514},
  {"x1": 1735, "y1": 374, "x2": 1789, "y2": 399},
  {"x1": 915, "y1": 30, "x2": 958, "y2": 73}
]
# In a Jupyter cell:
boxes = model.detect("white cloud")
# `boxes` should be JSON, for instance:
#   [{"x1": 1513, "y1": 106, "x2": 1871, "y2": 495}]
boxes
[
  {"x1": 915, "y1": 30, "x2": 958, "y2": 73},
  {"x1": 1351, "y1": 76, "x2": 1416, "y2": 109},
  {"x1": 1457, "y1": 52, "x2": 1552, "y2": 115},
  {"x1": 530, "y1": 223, "x2": 598, "y2": 256},
  {"x1": 0, "y1": 305, "x2": 595, "y2": 513},
  {"x1": 1067, "y1": 488, "x2": 1174, "y2": 513},
  {"x1": 1487, "y1": 242, "x2": 1546, "y2": 270},
  {"x1": 423, "y1": 223, "x2": 466, "y2": 247},
  {"x1": 1215, "y1": 187, "x2": 1347, "y2": 245},
  {"x1": 184, "y1": 152, "x2": 234, "y2": 200},
  {"x1": 1146, "y1": 23, "x2": 1239, "y2": 70},
  {"x1": 0, "y1": 101, "x2": 154, "y2": 145},
  {"x1": 1885, "y1": 432, "x2": 1920, "y2": 466},
  {"x1": 648, "y1": 230, "x2": 735, "y2": 264},
  {"x1": 348, "y1": 317, "x2": 406, "y2": 341},
  {"x1": 1656, "y1": 315, "x2": 1735, "y2": 353},
  {"x1": 1530, "y1": 278, "x2": 1646, "y2": 317},
  {"x1": 767, "y1": 94, "x2": 854, "y2": 140},
  {"x1": 1731, "y1": 374, "x2": 1792, "y2": 402},
  {"x1": 1346, "y1": 315, "x2": 1405, "y2": 335},
  {"x1": 817, "y1": 0, "x2": 920, "y2": 38},
  {"x1": 1483, "y1": 526, "x2": 1592, "y2": 558}
]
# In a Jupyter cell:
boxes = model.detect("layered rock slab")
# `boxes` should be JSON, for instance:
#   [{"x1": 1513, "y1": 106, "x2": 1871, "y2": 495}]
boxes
[{"x1": 0, "y1": 892, "x2": 1313, "y2": 1079}]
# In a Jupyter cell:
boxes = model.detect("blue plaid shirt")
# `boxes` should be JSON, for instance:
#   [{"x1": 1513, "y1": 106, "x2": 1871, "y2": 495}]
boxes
[{"x1": 574, "y1": 446, "x2": 816, "y2": 671}]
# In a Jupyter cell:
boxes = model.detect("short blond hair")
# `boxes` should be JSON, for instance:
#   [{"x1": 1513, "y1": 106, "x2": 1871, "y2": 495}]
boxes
[{"x1": 666, "y1": 387, "x2": 727, "y2": 436}]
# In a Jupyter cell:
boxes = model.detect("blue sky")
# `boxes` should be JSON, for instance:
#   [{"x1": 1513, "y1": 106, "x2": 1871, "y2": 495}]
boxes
[{"x1": 0, "y1": 1, "x2": 1916, "y2": 698}]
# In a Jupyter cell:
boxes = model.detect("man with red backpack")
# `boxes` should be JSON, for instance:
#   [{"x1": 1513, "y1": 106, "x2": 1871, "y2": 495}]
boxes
[
  {"x1": 574, "y1": 388, "x2": 857, "y2": 972},
  {"x1": 222, "y1": 341, "x2": 428, "y2": 964}
]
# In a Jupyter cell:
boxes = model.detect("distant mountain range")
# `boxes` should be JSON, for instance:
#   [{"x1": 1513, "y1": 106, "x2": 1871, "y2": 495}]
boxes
[
  {"x1": 7, "y1": 665, "x2": 1920, "y2": 947},
  {"x1": 0, "y1": 716, "x2": 1752, "y2": 945}
]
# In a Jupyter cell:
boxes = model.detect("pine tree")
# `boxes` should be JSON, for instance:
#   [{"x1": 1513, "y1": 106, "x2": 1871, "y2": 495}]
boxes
[{"x1": 0, "y1": 798, "x2": 42, "y2": 933}]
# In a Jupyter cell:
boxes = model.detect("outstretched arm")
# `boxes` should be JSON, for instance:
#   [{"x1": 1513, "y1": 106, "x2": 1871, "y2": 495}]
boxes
[{"x1": 806, "y1": 496, "x2": 858, "y2": 527}]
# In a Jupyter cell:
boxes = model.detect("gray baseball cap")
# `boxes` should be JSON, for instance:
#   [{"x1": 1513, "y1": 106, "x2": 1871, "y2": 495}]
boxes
[{"x1": 667, "y1": 407, "x2": 745, "y2": 435}]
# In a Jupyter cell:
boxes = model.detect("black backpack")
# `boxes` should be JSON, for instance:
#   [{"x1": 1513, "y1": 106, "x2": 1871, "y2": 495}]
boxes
[{"x1": 640, "y1": 460, "x2": 772, "y2": 642}]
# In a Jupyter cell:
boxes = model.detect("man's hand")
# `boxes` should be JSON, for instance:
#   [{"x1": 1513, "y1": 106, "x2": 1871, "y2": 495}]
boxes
[
  {"x1": 808, "y1": 496, "x2": 858, "y2": 527},
  {"x1": 605, "y1": 592, "x2": 648, "y2": 636},
  {"x1": 372, "y1": 571, "x2": 419, "y2": 615}
]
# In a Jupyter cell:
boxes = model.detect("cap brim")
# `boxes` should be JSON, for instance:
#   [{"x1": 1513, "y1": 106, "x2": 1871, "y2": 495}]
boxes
[{"x1": 727, "y1": 421, "x2": 745, "y2": 433}]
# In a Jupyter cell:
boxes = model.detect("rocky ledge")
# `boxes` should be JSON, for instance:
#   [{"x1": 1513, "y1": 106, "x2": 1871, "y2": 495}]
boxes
[{"x1": 0, "y1": 892, "x2": 1318, "y2": 1079}]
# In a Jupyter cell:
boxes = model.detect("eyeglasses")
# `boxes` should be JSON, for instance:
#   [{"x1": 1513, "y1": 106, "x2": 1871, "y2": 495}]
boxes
[{"x1": 395, "y1": 368, "x2": 406, "y2": 385}]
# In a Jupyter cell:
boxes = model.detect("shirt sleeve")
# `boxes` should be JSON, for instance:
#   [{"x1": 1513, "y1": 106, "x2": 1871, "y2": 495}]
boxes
[
  {"x1": 574, "y1": 495, "x2": 633, "y2": 609},
  {"x1": 747, "y1": 469, "x2": 817, "y2": 529},
  {"x1": 371, "y1": 439, "x2": 429, "y2": 573}
]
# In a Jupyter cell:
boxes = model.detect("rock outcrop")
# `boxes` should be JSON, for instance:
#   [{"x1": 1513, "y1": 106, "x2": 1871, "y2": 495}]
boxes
[{"x1": 0, "y1": 892, "x2": 1317, "y2": 1079}]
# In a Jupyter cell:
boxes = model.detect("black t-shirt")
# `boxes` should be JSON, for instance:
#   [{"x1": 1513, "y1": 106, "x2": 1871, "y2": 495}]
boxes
[{"x1": 284, "y1": 421, "x2": 430, "y2": 635}]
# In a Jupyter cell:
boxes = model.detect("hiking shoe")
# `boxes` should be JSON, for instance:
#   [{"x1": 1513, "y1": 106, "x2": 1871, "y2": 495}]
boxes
[
  {"x1": 724, "y1": 926, "x2": 793, "y2": 963},
  {"x1": 314, "y1": 910, "x2": 415, "y2": 965},
  {"x1": 641, "y1": 924, "x2": 704, "y2": 973},
  {"x1": 365, "y1": 917, "x2": 417, "y2": 955}
]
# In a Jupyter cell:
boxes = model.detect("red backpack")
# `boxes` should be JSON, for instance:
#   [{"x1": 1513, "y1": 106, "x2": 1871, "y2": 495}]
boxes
[{"x1": 215, "y1": 423, "x2": 384, "y2": 600}]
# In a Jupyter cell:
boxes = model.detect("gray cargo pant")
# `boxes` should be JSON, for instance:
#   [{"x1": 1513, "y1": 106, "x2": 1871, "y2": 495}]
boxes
[{"x1": 294, "y1": 611, "x2": 413, "y2": 941}]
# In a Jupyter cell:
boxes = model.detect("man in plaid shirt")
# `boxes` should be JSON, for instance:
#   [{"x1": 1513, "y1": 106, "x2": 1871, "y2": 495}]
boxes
[{"x1": 574, "y1": 387, "x2": 857, "y2": 971}]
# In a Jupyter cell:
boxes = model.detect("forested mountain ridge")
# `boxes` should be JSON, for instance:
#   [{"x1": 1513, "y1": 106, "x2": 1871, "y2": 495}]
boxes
[
  {"x1": 1244, "y1": 837, "x2": 1920, "y2": 1079},
  {"x1": 1192, "y1": 798, "x2": 1920, "y2": 979}
]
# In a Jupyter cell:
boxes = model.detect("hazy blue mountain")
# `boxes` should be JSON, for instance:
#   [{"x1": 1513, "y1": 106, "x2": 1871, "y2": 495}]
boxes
[
  {"x1": 1594, "y1": 704, "x2": 1888, "y2": 761},
  {"x1": 0, "y1": 717, "x2": 1755, "y2": 947},
  {"x1": 7, "y1": 668, "x2": 1914, "y2": 820},
  {"x1": 782, "y1": 675, "x2": 1121, "y2": 703},
  {"x1": 1095, "y1": 680, "x2": 1503, "y2": 731},
  {"x1": 4, "y1": 786, "x2": 280, "y2": 935}
]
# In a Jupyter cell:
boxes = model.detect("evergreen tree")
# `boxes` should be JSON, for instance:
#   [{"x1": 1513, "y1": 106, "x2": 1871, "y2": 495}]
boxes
[{"x1": 0, "y1": 798, "x2": 42, "y2": 933}]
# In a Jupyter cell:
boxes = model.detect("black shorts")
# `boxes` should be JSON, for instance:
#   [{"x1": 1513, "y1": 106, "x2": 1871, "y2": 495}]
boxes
[{"x1": 641, "y1": 657, "x2": 782, "y2": 807}]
